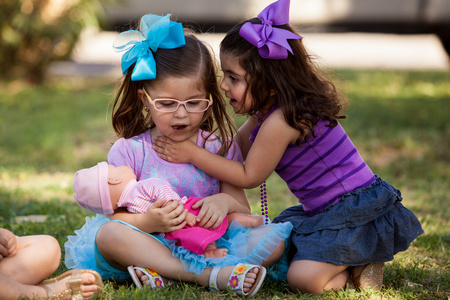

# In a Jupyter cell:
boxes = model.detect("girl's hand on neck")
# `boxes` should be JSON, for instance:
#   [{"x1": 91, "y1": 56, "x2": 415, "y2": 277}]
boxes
[{"x1": 152, "y1": 136, "x2": 197, "y2": 164}]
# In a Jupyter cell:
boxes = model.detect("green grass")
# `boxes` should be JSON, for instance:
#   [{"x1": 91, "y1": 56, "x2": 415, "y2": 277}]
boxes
[{"x1": 0, "y1": 70, "x2": 449, "y2": 299}]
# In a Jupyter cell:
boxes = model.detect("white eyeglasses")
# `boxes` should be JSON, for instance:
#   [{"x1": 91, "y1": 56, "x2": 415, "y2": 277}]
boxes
[{"x1": 143, "y1": 89, "x2": 212, "y2": 113}]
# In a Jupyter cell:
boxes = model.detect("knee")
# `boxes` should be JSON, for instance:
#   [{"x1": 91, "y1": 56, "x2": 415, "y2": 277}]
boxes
[
  {"x1": 43, "y1": 235, "x2": 61, "y2": 269},
  {"x1": 286, "y1": 265, "x2": 324, "y2": 295},
  {"x1": 97, "y1": 222, "x2": 118, "y2": 244},
  {"x1": 96, "y1": 222, "x2": 126, "y2": 255},
  {"x1": 26, "y1": 235, "x2": 61, "y2": 272},
  {"x1": 262, "y1": 241, "x2": 285, "y2": 268},
  {"x1": 13, "y1": 235, "x2": 61, "y2": 280}
]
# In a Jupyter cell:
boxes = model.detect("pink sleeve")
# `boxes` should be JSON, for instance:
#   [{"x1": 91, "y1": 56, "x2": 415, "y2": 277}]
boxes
[{"x1": 143, "y1": 178, "x2": 184, "y2": 203}]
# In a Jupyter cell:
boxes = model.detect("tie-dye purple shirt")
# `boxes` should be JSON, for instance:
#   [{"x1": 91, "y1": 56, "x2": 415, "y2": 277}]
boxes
[{"x1": 108, "y1": 130, "x2": 243, "y2": 198}]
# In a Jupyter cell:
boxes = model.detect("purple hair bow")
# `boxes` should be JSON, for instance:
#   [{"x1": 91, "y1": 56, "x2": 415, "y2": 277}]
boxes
[{"x1": 239, "y1": 0, "x2": 302, "y2": 59}]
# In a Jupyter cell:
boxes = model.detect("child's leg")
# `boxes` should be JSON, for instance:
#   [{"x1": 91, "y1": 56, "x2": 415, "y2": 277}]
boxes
[
  {"x1": 287, "y1": 260, "x2": 349, "y2": 295},
  {"x1": 227, "y1": 212, "x2": 263, "y2": 228},
  {"x1": 0, "y1": 235, "x2": 61, "y2": 284},
  {"x1": 261, "y1": 240, "x2": 285, "y2": 268},
  {"x1": 0, "y1": 234, "x2": 101, "y2": 299},
  {"x1": 97, "y1": 221, "x2": 261, "y2": 292},
  {"x1": 203, "y1": 241, "x2": 228, "y2": 258}
]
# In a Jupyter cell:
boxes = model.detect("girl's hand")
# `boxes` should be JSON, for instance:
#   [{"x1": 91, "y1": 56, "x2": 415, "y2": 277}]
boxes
[
  {"x1": 152, "y1": 136, "x2": 196, "y2": 163},
  {"x1": 141, "y1": 199, "x2": 188, "y2": 233},
  {"x1": 192, "y1": 195, "x2": 229, "y2": 230},
  {"x1": 0, "y1": 228, "x2": 17, "y2": 261}
]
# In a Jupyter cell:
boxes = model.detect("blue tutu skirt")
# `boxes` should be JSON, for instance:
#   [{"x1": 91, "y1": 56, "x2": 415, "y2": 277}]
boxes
[
  {"x1": 272, "y1": 176, "x2": 424, "y2": 281},
  {"x1": 65, "y1": 215, "x2": 293, "y2": 282}
]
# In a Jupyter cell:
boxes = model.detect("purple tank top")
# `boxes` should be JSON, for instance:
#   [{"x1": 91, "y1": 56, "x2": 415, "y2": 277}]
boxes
[{"x1": 251, "y1": 110, "x2": 375, "y2": 214}]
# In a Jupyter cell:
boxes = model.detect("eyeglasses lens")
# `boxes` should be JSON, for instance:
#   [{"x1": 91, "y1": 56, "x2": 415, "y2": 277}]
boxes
[{"x1": 154, "y1": 99, "x2": 210, "y2": 112}]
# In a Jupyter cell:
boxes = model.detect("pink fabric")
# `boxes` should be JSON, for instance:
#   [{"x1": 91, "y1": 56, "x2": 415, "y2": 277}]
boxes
[
  {"x1": 116, "y1": 177, "x2": 228, "y2": 255},
  {"x1": 117, "y1": 178, "x2": 187, "y2": 213},
  {"x1": 164, "y1": 197, "x2": 228, "y2": 255}
]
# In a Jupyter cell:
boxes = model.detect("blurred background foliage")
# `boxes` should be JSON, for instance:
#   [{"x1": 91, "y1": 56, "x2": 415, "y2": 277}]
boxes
[{"x1": 0, "y1": 0, "x2": 115, "y2": 84}]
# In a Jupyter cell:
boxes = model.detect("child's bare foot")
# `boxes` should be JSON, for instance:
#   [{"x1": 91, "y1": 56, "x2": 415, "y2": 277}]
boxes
[
  {"x1": 204, "y1": 248, "x2": 228, "y2": 258},
  {"x1": 40, "y1": 269, "x2": 102, "y2": 300},
  {"x1": 228, "y1": 213, "x2": 264, "y2": 228},
  {"x1": 248, "y1": 215, "x2": 264, "y2": 227}
]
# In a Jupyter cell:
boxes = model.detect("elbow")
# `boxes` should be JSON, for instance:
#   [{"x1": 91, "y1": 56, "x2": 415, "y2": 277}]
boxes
[
  {"x1": 246, "y1": 183, "x2": 263, "y2": 189},
  {"x1": 241, "y1": 179, "x2": 264, "y2": 189}
]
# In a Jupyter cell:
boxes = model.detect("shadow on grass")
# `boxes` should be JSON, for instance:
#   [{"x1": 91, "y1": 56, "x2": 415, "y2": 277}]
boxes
[{"x1": 384, "y1": 262, "x2": 450, "y2": 299}]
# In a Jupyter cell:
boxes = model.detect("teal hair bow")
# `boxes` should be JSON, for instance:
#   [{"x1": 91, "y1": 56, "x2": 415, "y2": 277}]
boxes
[{"x1": 113, "y1": 14, "x2": 185, "y2": 81}]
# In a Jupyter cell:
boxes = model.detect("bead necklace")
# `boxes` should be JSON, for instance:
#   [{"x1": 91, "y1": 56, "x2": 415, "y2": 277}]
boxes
[{"x1": 260, "y1": 181, "x2": 269, "y2": 224}]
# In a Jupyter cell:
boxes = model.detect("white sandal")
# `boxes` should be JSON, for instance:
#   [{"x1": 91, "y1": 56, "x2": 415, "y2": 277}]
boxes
[
  {"x1": 209, "y1": 263, "x2": 267, "y2": 297},
  {"x1": 127, "y1": 265, "x2": 171, "y2": 289}
]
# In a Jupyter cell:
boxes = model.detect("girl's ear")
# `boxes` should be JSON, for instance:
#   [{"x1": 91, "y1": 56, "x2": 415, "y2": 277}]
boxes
[
  {"x1": 137, "y1": 89, "x2": 148, "y2": 106},
  {"x1": 108, "y1": 177, "x2": 123, "y2": 185}
]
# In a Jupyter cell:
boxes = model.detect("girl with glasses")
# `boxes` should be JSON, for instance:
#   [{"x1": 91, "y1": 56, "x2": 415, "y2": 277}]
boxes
[{"x1": 65, "y1": 13, "x2": 292, "y2": 297}]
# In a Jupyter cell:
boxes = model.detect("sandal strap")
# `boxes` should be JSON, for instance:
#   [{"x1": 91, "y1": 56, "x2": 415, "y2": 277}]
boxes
[
  {"x1": 68, "y1": 273, "x2": 83, "y2": 300},
  {"x1": 39, "y1": 269, "x2": 92, "y2": 300},
  {"x1": 228, "y1": 263, "x2": 254, "y2": 296},
  {"x1": 209, "y1": 263, "x2": 266, "y2": 297},
  {"x1": 40, "y1": 283, "x2": 72, "y2": 300},
  {"x1": 128, "y1": 266, "x2": 169, "y2": 288},
  {"x1": 209, "y1": 266, "x2": 221, "y2": 291}
]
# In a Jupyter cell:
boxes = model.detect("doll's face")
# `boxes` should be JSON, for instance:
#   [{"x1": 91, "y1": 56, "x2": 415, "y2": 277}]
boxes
[{"x1": 108, "y1": 165, "x2": 136, "y2": 183}]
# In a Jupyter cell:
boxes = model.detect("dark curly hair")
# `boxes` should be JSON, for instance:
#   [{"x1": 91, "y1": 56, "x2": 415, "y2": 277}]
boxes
[{"x1": 220, "y1": 18, "x2": 346, "y2": 146}]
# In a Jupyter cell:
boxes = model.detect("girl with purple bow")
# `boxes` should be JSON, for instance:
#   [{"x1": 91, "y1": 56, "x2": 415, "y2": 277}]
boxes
[
  {"x1": 64, "y1": 13, "x2": 293, "y2": 297},
  {"x1": 152, "y1": 0, "x2": 424, "y2": 295}
]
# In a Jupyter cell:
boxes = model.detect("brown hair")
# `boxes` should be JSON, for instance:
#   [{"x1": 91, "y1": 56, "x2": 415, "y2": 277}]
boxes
[
  {"x1": 220, "y1": 18, "x2": 346, "y2": 146},
  {"x1": 111, "y1": 32, "x2": 236, "y2": 156}
]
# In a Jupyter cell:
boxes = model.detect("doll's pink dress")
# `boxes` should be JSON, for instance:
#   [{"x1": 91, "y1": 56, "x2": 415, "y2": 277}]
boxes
[{"x1": 117, "y1": 177, "x2": 228, "y2": 255}]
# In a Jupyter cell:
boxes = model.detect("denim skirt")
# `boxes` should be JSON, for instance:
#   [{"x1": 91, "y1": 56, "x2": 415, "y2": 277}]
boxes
[{"x1": 272, "y1": 176, "x2": 424, "y2": 267}]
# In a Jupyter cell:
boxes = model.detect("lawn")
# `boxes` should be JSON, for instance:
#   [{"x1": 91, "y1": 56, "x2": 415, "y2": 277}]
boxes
[{"x1": 0, "y1": 70, "x2": 449, "y2": 299}]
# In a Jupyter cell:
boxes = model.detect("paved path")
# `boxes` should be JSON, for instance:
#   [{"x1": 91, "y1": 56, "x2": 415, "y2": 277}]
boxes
[{"x1": 49, "y1": 29, "x2": 449, "y2": 77}]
